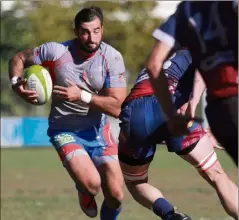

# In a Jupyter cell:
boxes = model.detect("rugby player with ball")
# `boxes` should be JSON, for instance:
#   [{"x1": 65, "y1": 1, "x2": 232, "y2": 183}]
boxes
[{"x1": 9, "y1": 6, "x2": 126, "y2": 220}]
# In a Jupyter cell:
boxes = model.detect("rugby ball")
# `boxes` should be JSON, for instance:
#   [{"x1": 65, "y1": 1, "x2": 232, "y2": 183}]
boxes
[{"x1": 24, "y1": 65, "x2": 53, "y2": 105}]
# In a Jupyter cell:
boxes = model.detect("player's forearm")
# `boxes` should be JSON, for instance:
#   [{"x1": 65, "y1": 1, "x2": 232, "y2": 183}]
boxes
[
  {"x1": 148, "y1": 69, "x2": 176, "y2": 118},
  {"x1": 8, "y1": 53, "x2": 25, "y2": 80},
  {"x1": 190, "y1": 71, "x2": 206, "y2": 105},
  {"x1": 145, "y1": 40, "x2": 175, "y2": 118},
  {"x1": 89, "y1": 95, "x2": 124, "y2": 118},
  {"x1": 9, "y1": 49, "x2": 34, "y2": 80}
]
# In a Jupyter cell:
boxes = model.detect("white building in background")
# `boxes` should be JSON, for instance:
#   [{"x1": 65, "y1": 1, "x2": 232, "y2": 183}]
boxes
[
  {"x1": 1, "y1": 1, "x2": 181, "y2": 18},
  {"x1": 153, "y1": 1, "x2": 180, "y2": 19},
  {"x1": 1, "y1": 1, "x2": 15, "y2": 11}
]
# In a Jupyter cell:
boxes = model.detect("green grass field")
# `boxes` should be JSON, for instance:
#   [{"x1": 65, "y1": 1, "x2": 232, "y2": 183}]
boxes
[{"x1": 1, "y1": 147, "x2": 237, "y2": 220}]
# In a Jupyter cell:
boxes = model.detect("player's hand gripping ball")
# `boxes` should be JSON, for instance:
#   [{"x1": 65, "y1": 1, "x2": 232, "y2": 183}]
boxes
[{"x1": 24, "y1": 65, "x2": 53, "y2": 105}]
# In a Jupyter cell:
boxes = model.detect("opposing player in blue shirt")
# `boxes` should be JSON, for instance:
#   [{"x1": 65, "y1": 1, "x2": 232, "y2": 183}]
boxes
[
  {"x1": 119, "y1": 49, "x2": 238, "y2": 220},
  {"x1": 146, "y1": 1, "x2": 238, "y2": 166},
  {"x1": 9, "y1": 7, "x2": 126, "y2": 220}
]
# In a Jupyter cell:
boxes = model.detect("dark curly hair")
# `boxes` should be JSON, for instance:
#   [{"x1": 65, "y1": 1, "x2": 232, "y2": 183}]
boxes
[{"x1": 74, "y1": 6, "x2": 103, "y2": 29}]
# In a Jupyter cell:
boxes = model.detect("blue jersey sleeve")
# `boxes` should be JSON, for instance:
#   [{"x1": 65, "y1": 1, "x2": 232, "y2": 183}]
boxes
[
  {"x1": 60, "y1": 40, "x2": 74, "y2": 48},
  {"x1": 103, "y1": 50, "x2": 126, "y2": 88},
  {"x1": 152, "y1": 2, "x2": 188, "y2": 50},
  {"x1": 163, "y1": 49, "x2": 192, "y2": 81}
]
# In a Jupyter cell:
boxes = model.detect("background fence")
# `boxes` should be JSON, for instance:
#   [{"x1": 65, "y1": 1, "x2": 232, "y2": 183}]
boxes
[{"x1": 1, "y1": 116, "x2": 120, "y2": 148}]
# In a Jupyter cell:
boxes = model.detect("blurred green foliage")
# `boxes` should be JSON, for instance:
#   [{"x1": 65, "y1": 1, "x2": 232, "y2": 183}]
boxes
[{"x1": 1, "y1": 1, "x2": 162, "y2": 116}]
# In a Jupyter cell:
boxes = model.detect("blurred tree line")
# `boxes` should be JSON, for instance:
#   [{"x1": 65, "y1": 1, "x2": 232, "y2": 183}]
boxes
[{"x1": 1, "y1": 1, "x2": 163, "y2": 116}]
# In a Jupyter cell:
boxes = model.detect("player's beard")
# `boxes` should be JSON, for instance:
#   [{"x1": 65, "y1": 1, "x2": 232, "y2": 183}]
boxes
[{"x1": 79, "y1": 40, "x2": 102, "y2": 53}]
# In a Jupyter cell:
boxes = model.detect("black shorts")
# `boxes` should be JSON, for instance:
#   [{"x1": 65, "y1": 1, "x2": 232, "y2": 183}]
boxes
[{"x1": 206, "y1": 95, "x2": 238, "y2": 165}]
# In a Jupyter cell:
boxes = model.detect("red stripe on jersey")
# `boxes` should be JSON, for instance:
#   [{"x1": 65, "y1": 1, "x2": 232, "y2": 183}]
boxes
[
  {"x1": 41, "y1": 61, "x2": 56, "y2": 85},
  {"x1": 125, "y1": 79, "x2": 154, "y2": 103},
  {"x1": 203, "y1": 64, "x2": 238, "y2": 102}
]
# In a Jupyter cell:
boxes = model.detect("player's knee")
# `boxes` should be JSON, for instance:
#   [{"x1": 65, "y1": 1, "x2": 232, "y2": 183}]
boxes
[
  {"x1": 82, "y1": 178, "x2": 101, "y2": 196},
  {"x1": 105, "y1": 185, "x2": 124, "y2": 208},
  {"x1": 110, "y1": 187, "x2": 124, "y2": 204}
]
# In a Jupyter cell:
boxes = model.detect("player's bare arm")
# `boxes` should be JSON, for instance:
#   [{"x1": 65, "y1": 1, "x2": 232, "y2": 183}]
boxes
[
  {"x1": 145, "y1": 40, "x2": 175, "y2": 118},
  {"x1": 9, "y1": 49, "x2": 35, "y2": 80},
  {"x1": 90, "y1": 86, "x2": 127, "y2": 118},
  {"x1": 53, "y1": 79, "x2": 126, "y2": 118},
  {"x1": 186, "y1": 71, "x2": 206, "y2": 118},
  {"x1": 8, "y1": 49, "x2": 38, "y2": 103}
]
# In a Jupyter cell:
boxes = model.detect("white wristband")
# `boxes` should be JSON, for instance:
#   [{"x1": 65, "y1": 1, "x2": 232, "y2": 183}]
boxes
[
  {"x1": 80, "y1": 90, "x2": 92, "y2": 104},
  {"x1": 11, "y1": 76, "x2": 21, "y2": 86}
]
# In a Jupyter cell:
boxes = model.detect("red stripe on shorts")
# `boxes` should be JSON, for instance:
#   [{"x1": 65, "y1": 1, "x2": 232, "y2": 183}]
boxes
[{"x1": 58, "y1": 144, "x2": 83, "y2": 161}]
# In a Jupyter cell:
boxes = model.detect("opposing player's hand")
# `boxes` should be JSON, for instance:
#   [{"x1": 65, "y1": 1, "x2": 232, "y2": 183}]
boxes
[
  {"x1": 177, "y1": 100, "x2": 197, "y2": 118},
  {"x1": 12, "y1": 78, "x2": 38, "y2": 104},
  {"x1": 177, "y1": 102, "x2": 188, "y2": 115},
  {"x1": 53, "y1": 79, "x2": 81, "y2": 102},
  {"x1": 205, "y1": 128, "x2": 224, "y2": 150},
  {"x1": 167, "y1": 114, "x2": 191, "y2": 136},
  {"x1": 167, "y1": 114, "x2": 203, "y2": 136}
]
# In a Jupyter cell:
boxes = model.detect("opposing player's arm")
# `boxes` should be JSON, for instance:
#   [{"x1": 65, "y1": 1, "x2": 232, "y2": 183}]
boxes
[
  {"x1": 146, "y1": 2, "x2": 188, "y2": 119},
  {"x1": 146, "y1": 40, "x2": 175, "y2": 118},
  {"x1": 9, "y1": 49, "x2": 35, "y2": 80},
  {"x1": 90, "y1": 87, "x2": 127, "y2": 118}
]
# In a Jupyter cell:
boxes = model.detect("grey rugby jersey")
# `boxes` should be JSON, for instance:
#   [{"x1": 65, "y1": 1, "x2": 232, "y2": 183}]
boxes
[{"x1": 33, "y1": 40, "x2": 126, "y2": 130}]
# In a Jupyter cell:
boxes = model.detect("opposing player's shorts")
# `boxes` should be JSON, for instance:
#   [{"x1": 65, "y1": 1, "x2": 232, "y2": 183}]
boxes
[
  {"x1": 206, "y1": 95, "x2": 238, "y2": 165},
  {"x1": 48, "y1": 117, "x2": 118, "y2": 167},
  {"x1": 118, "y1": 95, "x2": 206, "y2": 166}
]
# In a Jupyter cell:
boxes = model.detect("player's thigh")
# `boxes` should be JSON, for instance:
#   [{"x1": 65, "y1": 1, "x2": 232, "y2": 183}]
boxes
[
  {"x1": 120, "y1": 161, "x2": 151, "y2": 185},
  {"x1": 97, "y1": 159, "x2": 124, "y2": 202},
  {"x1": 118, "y1": 96, "x2": 164, "y2": 165},
  {"x1": 90, "y1": 120, "x2": 124, "y2": 201},
  {"x1": 171, "y1": 123, "x2": 220, "y2": 172},
  {"x1": 166, "y1": 122, "x2": 213, "y2": 165},
  {"x1": 120, "y1": 96, "x2": 166, "y2": 142},
  {"x1": 118, "y1": 129, "x2": 156, "y2": 185},
  {"x1": 48, "y1": 130, "x2": 101, "y2": 190},
  {"x1": 166, "y1": 121, "x2": 205, "y2": 154}
]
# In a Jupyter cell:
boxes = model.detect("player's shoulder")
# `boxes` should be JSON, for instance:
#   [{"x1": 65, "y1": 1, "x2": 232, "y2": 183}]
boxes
[
  {"x1": 40, "y1": 41, "x2": 69, "y2": 52},
  {"x1": 59, "y1": 39, "x2": 75, "y2": 49},
  {"x1": 99, "y1": 42, "x2": 123, "y2": 61}
]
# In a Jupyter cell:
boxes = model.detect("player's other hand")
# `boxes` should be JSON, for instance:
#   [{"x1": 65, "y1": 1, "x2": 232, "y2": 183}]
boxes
[
  {"x1": 186, "y1": 100, "x2": 197, "y2": 118},
  {"x1": 177, "y1": 100, "x2": 197, "y2": 118},
  {"x1": 53, "y1": 78, "x2": 81, "y2": 102},
  {"x1": 12, "y1": 77, "x2": 38, "y2": 104},
  {"x1": 205, "y1": 128, "x2": 224, "y2": 150},
  {"x1": 176, "y1": 102, "x2": 188, "y2": 115}
]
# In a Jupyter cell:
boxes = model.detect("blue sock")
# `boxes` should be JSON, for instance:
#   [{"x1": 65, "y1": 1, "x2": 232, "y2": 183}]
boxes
[
  {"x1": 152, "y1": 198, "x2": 174, "y2": 220},
  {"x1": 100, "y1": 199, "x2": 122, "y2": 220}
]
